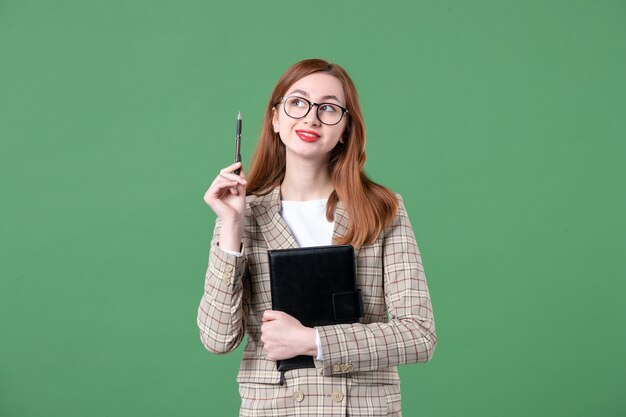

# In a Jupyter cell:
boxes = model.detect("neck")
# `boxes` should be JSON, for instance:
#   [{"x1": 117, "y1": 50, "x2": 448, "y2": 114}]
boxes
[{"x1": 281, "y1": 155, "x2": 333, "y2": 201}]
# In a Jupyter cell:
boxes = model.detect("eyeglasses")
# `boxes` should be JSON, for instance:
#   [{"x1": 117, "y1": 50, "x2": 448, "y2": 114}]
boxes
[{"x1": 277, "y1": 95, "x2": 349, "y2": 126}]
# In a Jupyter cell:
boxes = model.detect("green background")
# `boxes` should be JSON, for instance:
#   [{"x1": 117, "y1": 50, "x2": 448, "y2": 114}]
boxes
[{"x1": 1, "y1": 1, "x2": 625, "y2": 416}]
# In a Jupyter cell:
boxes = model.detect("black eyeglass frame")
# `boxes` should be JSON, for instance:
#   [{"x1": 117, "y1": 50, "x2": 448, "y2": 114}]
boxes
[{"x1": 275, "y1": 95, "x2": 349, "y2": 126}]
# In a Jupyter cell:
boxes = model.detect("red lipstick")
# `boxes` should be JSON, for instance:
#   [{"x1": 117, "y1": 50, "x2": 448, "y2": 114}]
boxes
[{"x1": 296, "y1": 130, "x2": 320, "y2": 143}]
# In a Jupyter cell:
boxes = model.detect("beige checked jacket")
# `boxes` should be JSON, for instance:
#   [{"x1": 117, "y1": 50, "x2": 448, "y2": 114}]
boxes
[{"x1": 197, "y1": 187, "x2": 436, "y2": 416}]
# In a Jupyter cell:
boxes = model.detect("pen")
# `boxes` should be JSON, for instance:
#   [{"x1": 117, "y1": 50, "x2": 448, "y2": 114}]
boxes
[{"x1": 234, "y1": 111, "x2": 242, "y2": 175}]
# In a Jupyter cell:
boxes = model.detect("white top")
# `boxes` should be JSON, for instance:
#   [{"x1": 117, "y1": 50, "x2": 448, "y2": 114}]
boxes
[{"x1": 280, "y1": 198, "x2": 334, "y2": 247}]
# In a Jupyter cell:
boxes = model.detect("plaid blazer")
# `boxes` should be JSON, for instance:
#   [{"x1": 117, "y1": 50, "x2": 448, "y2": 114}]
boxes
[{"x1": 197, "y1": 187, "x2": 436, "y2": 416}]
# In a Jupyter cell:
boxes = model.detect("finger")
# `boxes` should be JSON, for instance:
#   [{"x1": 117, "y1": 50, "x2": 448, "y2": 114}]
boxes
[
  {"x1": 206, "y1": 186, "x2": 237, "y2": 202},
  {"x1": 263, "y1": 310, "x2": 287, "y2": 321},
  {"x1": 220, "y1": 161, "x2": 243, "y2": 175},
  {"x1": 208, "y1": 178, "x2": 239, "y2": 195},
  {"x1": 262, "y1": 310, "x2": 278, "y2": 322},
  {"x1": 210, "y1": 174, "x2": 238, "y2": 187},
  {"x1": 219, "y1": 172, "x2": 247, "y2": 185}
]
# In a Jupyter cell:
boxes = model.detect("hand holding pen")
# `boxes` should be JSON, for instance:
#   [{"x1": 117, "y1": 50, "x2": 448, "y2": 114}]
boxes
[{"x1": 203, "y1": 112, "x2": 247, "y2": 252}]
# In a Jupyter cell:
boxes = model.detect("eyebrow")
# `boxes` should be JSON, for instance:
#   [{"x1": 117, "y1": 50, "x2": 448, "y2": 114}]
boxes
[{"x1": 288, "y1": 89, "x2": 343, "y2": 104}]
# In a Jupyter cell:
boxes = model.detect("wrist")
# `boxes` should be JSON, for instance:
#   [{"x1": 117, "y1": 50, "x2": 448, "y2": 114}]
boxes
[
  {"x1": 301, "y1": 327, "x2": 318, "y2": 357},
  {"x1": 220, "y1": 216, "x2": 243, "y2": 228},
  {"x1": 218, "y1": 221, "x2": 243, "y2": 253}
]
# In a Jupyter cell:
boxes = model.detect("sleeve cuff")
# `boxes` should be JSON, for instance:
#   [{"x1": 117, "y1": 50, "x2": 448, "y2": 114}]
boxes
[
  {"x1": 315, "y1": 328, "x2": 323, "y2": 360},
  {"x1": 207, "y1": 243, "x2": 246, "y2": 287},
  {"x1": 221, "y1": 247, "x2": 243, "y2": 257}
]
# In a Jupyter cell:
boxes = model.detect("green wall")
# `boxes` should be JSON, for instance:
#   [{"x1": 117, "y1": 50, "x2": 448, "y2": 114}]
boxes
[{"x1": 1, "y1": 1, "x2": 624, "y2": 416}]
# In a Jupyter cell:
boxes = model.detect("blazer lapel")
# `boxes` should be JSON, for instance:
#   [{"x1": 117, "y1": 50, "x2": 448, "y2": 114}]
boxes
[
  {"x1": 250, "y1": 187, "x2": 298, "y2": 250},
  {"x1": 332, "y1": 199, "x2": 350, "y2": 244}
]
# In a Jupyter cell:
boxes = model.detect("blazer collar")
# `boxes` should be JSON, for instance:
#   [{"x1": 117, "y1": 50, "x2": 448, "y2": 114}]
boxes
[{"x1": 249, "y1": 187, "x2": 350, "y2": 250}]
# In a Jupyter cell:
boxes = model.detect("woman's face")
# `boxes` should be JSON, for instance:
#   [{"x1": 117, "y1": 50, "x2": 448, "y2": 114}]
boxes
[{"x1": 272, "y1": 72, "x2": 348, "y2": 164}]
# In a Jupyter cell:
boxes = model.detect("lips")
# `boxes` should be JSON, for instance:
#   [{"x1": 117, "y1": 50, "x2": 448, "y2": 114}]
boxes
[{"x1": 296, "y1": 130, "x2": 320, "y2": 143}]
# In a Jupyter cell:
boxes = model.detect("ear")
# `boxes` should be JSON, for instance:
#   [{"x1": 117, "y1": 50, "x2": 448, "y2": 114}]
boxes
[
  {"x1": 339, "y1": 127, "x2": 349, "y2": 144},
  {"x1": 271, "y1": 108, "x2": 279, "y2": 133}
]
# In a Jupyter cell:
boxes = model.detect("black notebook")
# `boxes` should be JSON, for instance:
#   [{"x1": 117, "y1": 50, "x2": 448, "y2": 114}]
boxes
[{"x1": 268, "y1": 245, "x2": 363, "y2": 374}]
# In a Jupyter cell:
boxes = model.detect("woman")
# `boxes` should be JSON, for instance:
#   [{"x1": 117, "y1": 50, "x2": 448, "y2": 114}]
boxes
[{"x1": 198, "y1": 59, "x2": 436, "y2": 416}]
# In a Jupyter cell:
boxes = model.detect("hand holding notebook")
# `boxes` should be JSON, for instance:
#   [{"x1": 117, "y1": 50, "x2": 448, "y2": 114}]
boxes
[
  {"x1": 268, "y1": 245, "x2": 363, "y2": 375},
  {"x1": 260, "y1": 310, "x2": 318, "y2": 359}
]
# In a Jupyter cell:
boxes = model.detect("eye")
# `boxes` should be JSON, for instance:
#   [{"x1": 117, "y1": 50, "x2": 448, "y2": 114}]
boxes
[
  {"x1": 288, "y1": 97, "x2": 308, "y2": 107},
  {"x1": 319, "y1": 104, "x2": 338, "y2": 113}
]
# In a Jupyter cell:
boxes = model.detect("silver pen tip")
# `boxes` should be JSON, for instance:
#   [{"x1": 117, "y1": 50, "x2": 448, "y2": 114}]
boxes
[{"x1": 237, "y1": 111, "x2": 242, "y2": 119}]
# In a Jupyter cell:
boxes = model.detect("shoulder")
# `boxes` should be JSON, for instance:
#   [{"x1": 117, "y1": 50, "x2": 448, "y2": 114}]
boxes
[
  {"x1": 384, "y1": 191, "x2": 413, "y2": 233},
  {"x1": 385, "y1": 190, "x2": 407, "y2": 215}
]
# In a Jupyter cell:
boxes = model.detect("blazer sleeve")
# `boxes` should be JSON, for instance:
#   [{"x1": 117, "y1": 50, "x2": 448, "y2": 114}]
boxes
[
  {"x1": 197, "y1": 217, "x2": 248, "y2": 354},
  {"x1": 314, "y1": 195, "x2": 437, "y2": 376}
]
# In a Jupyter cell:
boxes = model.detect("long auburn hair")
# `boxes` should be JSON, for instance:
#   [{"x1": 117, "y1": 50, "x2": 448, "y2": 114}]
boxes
[{"x1": 247, "y1": 59, "x2": 398, "y2": 248}]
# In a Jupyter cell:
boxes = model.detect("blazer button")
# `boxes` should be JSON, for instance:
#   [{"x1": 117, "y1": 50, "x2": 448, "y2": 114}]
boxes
[
  {"x1": 345, "y1": 363, "x2": 353, "y2": 372},
  {"x1": 332, "y1": 364, "x2": 341, "y2": 372},
  {"x1": 331, "y1": 390, "x2": 344, "y2": 403},
  {"x1": 293, "y1": 390, "x2": 305, "y2": 402},
  {"x1": 225, "y1": 265, "x2": 234, "y2": 273},
  {"x1": 339, "y1": 364, "x2": 348, "y2": 372}
]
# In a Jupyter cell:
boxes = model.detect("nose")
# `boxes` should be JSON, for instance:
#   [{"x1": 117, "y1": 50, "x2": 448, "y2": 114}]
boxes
[{"x1": 303, "y1": 103, "x2": 321, "y2": 126}]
